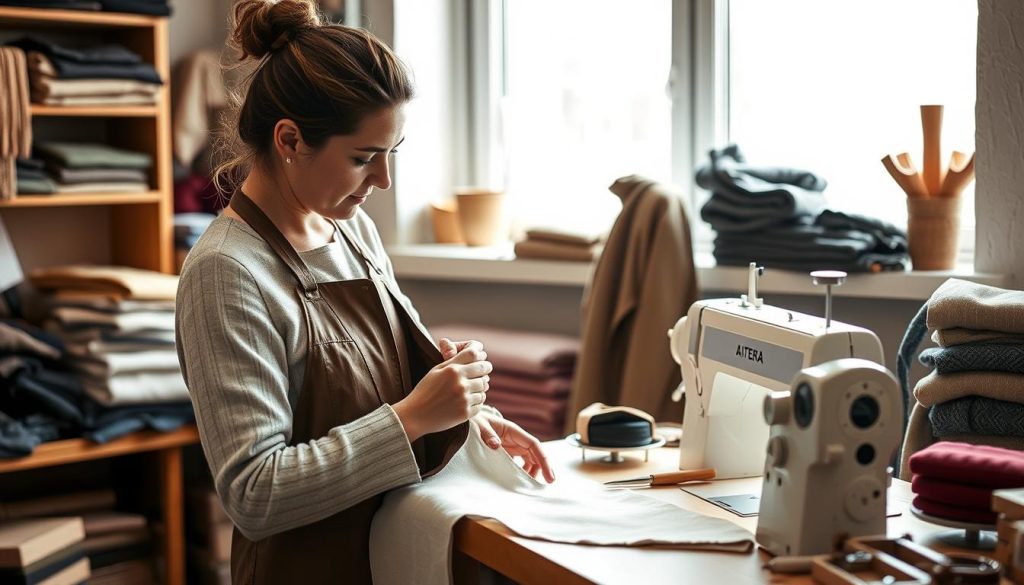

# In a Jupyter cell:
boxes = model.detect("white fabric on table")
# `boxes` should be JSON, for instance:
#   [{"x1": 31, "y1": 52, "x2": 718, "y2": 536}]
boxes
[{"x1": 370, "y1": 422, "x2": 753, "y2": 585}]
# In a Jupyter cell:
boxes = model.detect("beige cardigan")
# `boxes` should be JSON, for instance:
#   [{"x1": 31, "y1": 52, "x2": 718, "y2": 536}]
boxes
[{"x1": 566, "y1": 175, "x2": 699, "y2": 429}]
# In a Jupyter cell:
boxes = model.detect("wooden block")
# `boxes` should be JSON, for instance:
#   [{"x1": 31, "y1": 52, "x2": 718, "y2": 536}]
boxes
[
  {"x1": 993, "y1": 488, "x2": 1024, "y2": 520},
  {"x1": 995, "y1": 539, "x2": 1011, "y2": 567},
  {"x1": 1000, "y1": 515, "x2": 1018, "y2": 542}
]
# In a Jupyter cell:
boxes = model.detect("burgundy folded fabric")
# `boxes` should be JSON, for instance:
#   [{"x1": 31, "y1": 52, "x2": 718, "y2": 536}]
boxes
[
  {"x1": 910, "y1": 475, "x2": 993, "y2": 509},
  {"x1": 908, "y1": 441, "x2": 1024, "y2": 489},
  {"x1": 488, "y1": 372, "x2": 571, "y2": 398},
  {"x1": 430, "y1": 324, "x2": 578, "y2": 378},
  {"x1": 912, "y1": 495, "x2": 997, "y2": 525}
]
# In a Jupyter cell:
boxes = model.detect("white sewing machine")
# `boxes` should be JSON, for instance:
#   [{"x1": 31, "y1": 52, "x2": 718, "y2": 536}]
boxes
[{"x1": 668, "y1": 265, "x2": 884, "y2": 479}]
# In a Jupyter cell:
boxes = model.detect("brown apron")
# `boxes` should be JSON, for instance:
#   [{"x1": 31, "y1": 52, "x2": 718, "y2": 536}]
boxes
[{"x1": 228, "y1": 192, "x2": 468, "y2": 585}]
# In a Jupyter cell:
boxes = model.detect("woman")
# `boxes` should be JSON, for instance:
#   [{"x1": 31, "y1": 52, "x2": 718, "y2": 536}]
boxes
[{"x1": 174, "y1": 1, "x2": 554, "y2": 582}]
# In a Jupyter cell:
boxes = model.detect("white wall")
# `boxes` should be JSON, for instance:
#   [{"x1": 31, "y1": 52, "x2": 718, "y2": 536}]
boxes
[
  {"x1": 169, "y1": 0, "x2": 233, "y2": 65},
  {"x1": 975, "y1": 0, "x2": 1024, "y2": 286}
]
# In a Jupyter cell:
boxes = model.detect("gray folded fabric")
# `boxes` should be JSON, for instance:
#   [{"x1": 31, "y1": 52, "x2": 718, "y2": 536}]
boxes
[
  {"x1": 919, "y1": 343, "x2": 1024, "y2": 375},
  {"x1": 696, "y1": 144, "x2": 827, "y2": 233},
  {"x1": 930, "y1": 396, "x2": 1024, "y2": 437},
  {"x1": 34, "y1": 142, "x2": 152, "y2": 170},
  {"x1": 16, "y1": 176, "x2": 56, "y2": 195},
  {"x1": 49, "y1": 165, "x2": 148, "y2": 185}
]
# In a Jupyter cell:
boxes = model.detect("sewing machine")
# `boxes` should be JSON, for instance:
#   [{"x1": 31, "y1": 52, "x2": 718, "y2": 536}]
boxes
[
  {"x1": 758, "y1": 358, "x2": 903, "y2": 557},
  {"x1": 668, "y1": 265, "x2": 884, "y2": 479}
]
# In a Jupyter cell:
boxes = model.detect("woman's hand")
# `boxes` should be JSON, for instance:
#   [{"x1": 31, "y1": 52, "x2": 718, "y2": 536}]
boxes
[
  {"x1": 392, "y1": 342, "x2": 491, "y2": 442},
  {"x1": 476, "y1": 411, "x2": 556, "y2": 483}
]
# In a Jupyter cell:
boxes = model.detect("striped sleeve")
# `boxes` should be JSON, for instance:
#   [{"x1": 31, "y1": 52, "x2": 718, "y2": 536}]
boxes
[{"x1": 175, "y1": 250, "x2": 421, "y2": 541}]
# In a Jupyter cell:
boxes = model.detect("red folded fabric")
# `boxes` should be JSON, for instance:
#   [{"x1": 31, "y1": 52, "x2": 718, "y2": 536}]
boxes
[
  {"x1": 430, "y1": 324, "x2": 578, "y2": 378},
  {"x1": 912, "y1": 495, "x2": 997, "y2": 525},
  {"x1": 908, "y1": 441, "x2": 1024, "y2": 489},
  {"x1": 488, "y1": 372, "x2": 571, "y2": 398},
  {"x1": 910, "y1": 475, "x2": 993, "y2": 509}
]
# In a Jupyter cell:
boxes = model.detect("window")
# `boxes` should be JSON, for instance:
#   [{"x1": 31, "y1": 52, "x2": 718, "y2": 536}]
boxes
[
  {"x1": 469, "y1": 0, "x2": 977, "y2": 256},
  {"x1": 723, "y1": 0, "x2": 977, "y2": 250},
  {"x1": 486, "y1": 0, "x2": 673, "y2": 233}
]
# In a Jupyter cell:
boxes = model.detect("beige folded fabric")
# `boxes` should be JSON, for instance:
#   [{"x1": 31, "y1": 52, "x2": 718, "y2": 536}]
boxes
[
  {"x1": 82, "y1": 527, "x2": 150, "y2": 554},
  {"x1": 933, "y1": 328, "x2": 1024, "y2": 347},
  {"x1": 81, "y1": 511, "x2": 147, "y2": 537},
  {"x1": 514, "y1": 238, "x2": 601, "y2": 262},
  {"x1": 55, "y1": 182, "x2": 149, "y2": 194},
  {"x1": 913, "y1": 369, "x2": 1024, "y2": 407},
  {"x1": 31, "y1": 77, "x2": 159, "y2": 99},
  {"x1": 34, "y1": 93, "x2": 158, "y2": 107},
  {"x1": 928, "y1": 278, "x2": 1024, "y2": 335},
  {"x1": 524, "y1": 226, "x2": 605, "y2": 246},
  {"x1": 899, "y1": 402, "x2": 1024, "y2": 480},
  {"x1": 171, "y1": 50, "x2": 227, "y2": 166},
  {"x1": 30, "y1": 265, "x2": 179, "y2": 301}
]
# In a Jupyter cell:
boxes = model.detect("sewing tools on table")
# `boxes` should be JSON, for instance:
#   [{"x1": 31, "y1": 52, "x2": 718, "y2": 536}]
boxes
[
  {"x1": 668, "y1": 263, "x2": 885, "y2": 479},
  {"x1": 756, "y1": 359, "x2": 903, "y2": 557},
  {"x1": 809, "y1": 536, "x2": 1000, "y2": 584},
  {"x1": 566, "y1": 402, "x2": 665, "y2": 463},
  {"x1": 603, "y1": 468, "x2": 716, "y2": 489}
]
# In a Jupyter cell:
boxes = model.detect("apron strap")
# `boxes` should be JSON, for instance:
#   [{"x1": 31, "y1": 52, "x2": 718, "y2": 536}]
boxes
[
  {"x1": 231, "y1": 191, "x2": 319, "y2": 296},
  {"x1": 333, "y1": 218, "x2": 386, "y2": 279}
]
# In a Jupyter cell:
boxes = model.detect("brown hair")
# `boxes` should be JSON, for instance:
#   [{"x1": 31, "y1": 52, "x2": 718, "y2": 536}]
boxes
[{"x1": 214, "y1": 0, "x2": 414, "y2": 194}]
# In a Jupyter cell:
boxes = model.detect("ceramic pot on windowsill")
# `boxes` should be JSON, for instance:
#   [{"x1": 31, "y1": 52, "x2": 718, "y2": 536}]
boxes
[{"x1": 455, "y1": 188, "x2": 508, "y2": 246}]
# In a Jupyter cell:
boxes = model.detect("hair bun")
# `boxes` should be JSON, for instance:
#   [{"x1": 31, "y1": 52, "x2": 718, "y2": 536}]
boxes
[{"x1": 231, "y1": 0, "x2": 322, "y2": 60}]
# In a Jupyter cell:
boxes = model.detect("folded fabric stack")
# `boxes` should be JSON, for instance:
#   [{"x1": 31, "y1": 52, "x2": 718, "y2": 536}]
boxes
[
  {"x1": 696, "y1": 144, "x2": 909, "y2": 272},
  {"x1": 898, "y1": 278, "x2": 1024, "y2": 476},
  {"x1": 0, "y1": 318, "x2": 193, "y2": 458},
  {"x1": 0, "y1": 0, "x2": 171, "y2": 14},
  {"x1": 14, "y1": 158, "x2": 55, "y2": 195},
  {"x1": 32, "y1": 141, "x2": 150, "y2": 194},
  {"x1": 908, "y1": 441, "x2": 1024, "y2": 525},
  {"x1": 430, "y1": 324, "x2": 579, "y2": 440},
  {"x1": 8, "y1": 37, "x2": 162, "y2": 107},
  {"x1": 0, "y1": 489, "x2": 157, "y2": 584},
  {"x1": 174, "y1": 212, "x2": 217, "y2": 272},
  {"x1": 513, "y1": 226, "x2": 605, "y2": 263},
  {"x1": 185, "y1": 486, "x2": 232, "y2": 585},
  {"x1": 29, "y1": 265, "x2": 188, "y2": 408}
]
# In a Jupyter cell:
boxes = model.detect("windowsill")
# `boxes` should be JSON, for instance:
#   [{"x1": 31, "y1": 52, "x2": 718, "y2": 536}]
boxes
[{"x1": 388, "y1": 243, "x2": 1010, "y2": 301}]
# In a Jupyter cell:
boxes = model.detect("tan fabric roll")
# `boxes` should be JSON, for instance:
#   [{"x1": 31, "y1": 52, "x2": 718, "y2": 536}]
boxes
[{"x1": 31, "y1": 76, "x2": 159, "y2": 99}]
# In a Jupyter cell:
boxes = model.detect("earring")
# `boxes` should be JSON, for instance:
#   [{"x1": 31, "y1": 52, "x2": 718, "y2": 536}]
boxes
[{"x1": 285, "y1": 157, "x2": 292, "y2": 164}]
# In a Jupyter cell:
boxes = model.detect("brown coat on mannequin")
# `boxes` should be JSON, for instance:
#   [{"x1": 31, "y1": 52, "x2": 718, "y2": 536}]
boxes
[{"x1": 567, "y1": 175, "x2": 699, "y2": 429}]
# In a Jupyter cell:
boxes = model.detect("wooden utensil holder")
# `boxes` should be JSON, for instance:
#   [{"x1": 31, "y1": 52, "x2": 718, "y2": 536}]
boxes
[{"x1": 907, "y1": 197, "x2": 961, "y2": 270}]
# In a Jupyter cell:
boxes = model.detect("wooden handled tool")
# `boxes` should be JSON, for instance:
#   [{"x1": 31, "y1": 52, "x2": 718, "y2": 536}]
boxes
[
  {"x1": 881, "y1": 152, "x2": 928, "y2": 199},
  {"x1": 938, "y1": 150, "x2": 975, "y2": 198},
  {"x1": 921, "y1": 105, "x2": 945, "y2": 197},
  {"x1": 604, "y1": 468, "x2": 717, "y2": 488}
]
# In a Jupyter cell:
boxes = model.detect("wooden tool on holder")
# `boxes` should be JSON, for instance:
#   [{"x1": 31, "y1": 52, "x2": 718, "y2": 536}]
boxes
[{"x1": 880, "y1": 105, "x2": 976, "y2": 199}]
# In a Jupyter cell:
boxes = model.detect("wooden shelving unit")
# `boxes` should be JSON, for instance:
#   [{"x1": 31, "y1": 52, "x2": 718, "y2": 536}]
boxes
[{"x1": 0, "y1": 7, "x2": 189, "y2": 585}]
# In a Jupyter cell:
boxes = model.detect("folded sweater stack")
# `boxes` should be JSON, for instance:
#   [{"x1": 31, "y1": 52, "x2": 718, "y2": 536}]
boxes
[
  {"x1": 899, "y1": 278, "x2": 1024, "y2": 476},
  {"x1": 696, "y1": 145, "x2": 909, "y2": 273},
  {"x1": 9, "y1": 37, "x2": 162, "y2": 107},
  {"x1": 431, "y1": 324, "x2": 579, "y2": 440},
  {"x1": 909, "y1": 441, "x2": 1024, "y2": 525},
  {"x1": 513, "y1": 226, "x2": 605, "y2": 263}
]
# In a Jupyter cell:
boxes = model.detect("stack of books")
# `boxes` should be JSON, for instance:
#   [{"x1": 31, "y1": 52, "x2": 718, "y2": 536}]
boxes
[
  {"x1": 0, "y1": 517, "x2": 89, "y2": 585},
  {"x1": 186, "y1": 487, "x2": 231, "y2": 585}
]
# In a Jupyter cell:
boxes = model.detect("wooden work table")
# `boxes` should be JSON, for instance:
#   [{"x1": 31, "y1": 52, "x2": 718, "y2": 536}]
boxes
[{"x1": 452, "y1": 439, "x2": 996, "y2": 585}]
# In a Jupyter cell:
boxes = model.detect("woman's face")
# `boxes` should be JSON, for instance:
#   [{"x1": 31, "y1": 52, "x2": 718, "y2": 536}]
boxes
[{"x1": 288, "y1": 105, "x2": 406, "y2": 220}]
